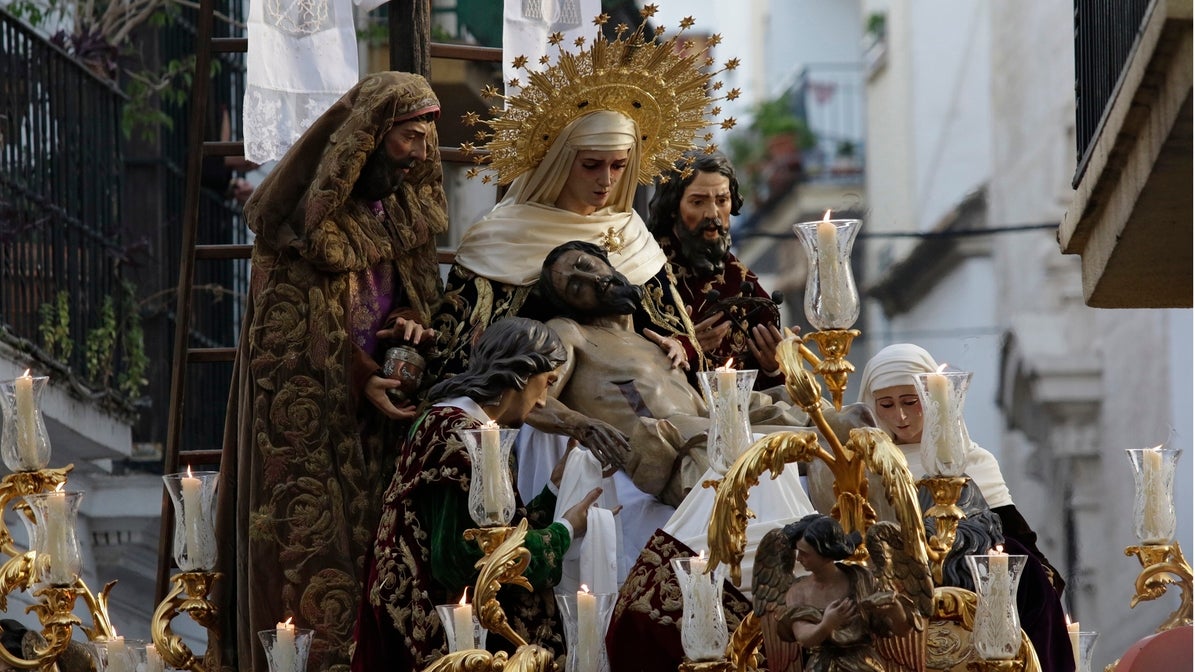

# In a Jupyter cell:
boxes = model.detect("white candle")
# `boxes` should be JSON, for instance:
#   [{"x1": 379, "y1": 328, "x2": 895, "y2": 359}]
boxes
[
  {"x1": 45, "y1": 485, "x2": 73, "y2": 584},
  {"x1": 576, "y1": 584, "x2": 598, "y2": 672},
  {"x1": 1067, "y1": 617, "x2": 1081, "y2": 671},
  {"x1": 1142, "y1": 447, "x2": 1166, "y2": 537},
  {"x1": 452, "y1": 591, "x2": 474, "y2": 652},
  {"x1": 146, "y1": 643, "x2": 165, "y2": 672},
  {"x1": 181, "y1": 467, "x2": 205, "y2": 562},
  {"x1": 106, "y1": 636, "x2": 128, "y2": 672},
  {"x1": 14, "y1": 370, "x2": 39, "y2": 469},
  {"x1": 986, "y1": 545, "x2": 1012, "y2": 643},
  {"x1": 688, "y1": 552, "x2": 717, "y2": 623},
  {"x1": 816, "y1": 214, "x2": 843, "y2": 314},
  {"x1": 275, "y1": 618, "x2": 296, "y2": 672},
  {"x1": 479, "y1": 422, "x2": 504, "y2": 517},
  {"x1": 925, "y1": 370, "x2": 955, "y2": 465}
]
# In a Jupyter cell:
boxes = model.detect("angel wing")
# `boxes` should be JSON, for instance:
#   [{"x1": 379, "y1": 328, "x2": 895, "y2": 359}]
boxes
[
  {"x1": 857, "y1": 429, "x2": 934, "y2": 672},
  {"x1": 751, "y1": 527, "x2": 803, "y2": 672},
  {"x1": 855, "y1": 427, "x2": 934, "y2": 616}
]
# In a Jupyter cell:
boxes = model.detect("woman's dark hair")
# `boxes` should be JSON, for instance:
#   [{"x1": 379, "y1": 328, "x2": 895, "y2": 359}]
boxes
[
  {"x1": 426, "y1": 317, "x2": 566, "y2": 405},
  {"x1": 922, "y1": 481, "x2": 1004, "y2": 591},
  {"x1": 0, "y1": 619, "x2": 27, "y2": 658},
  {"x1": 783, "y1": 513, "x2": 861, "y2": 561},
  {"x1": 646, "y1": 150, "x2": 744, "y2": 236}
]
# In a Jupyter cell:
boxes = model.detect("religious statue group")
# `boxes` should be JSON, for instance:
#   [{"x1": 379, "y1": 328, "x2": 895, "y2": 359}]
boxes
[{"x1": 211, "y1": 13, "x2": 1075, "y2": 672}]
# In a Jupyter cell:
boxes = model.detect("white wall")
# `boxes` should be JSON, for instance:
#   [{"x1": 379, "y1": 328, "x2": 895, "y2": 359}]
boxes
[
  {"x1": 907, "y1": 0, "x2": 990, "y2": 233},
  {"x1": 862, "y1": 256, "x2": 1003, "y2": 454}
]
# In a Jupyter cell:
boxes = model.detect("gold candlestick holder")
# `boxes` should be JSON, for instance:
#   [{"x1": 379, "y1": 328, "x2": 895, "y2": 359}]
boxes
[
  {"x1": 0, "y1": 581, "x2": 80, "y2": 669},
  {"x1": 0, "y1": 466, "x2": 72, "y2": 557},
  {"x1": 0, "y1": 467, "x2": 120, "y2": 671},
  {"x1": 151, "y1": 570, "x2": 222, "y2": 672},
  {"x1": 1124, "y1": 540, "x2": 1193, "y2": 632},
  {"x1": 920, "y1": 475, "x2": 970, "y2": 585},
  {"x1": 801, "y1": 329, "x2": 861, "y2": 410},
  {"x1": 421, "y1": 520, "x2": 557, "y2": 672}
]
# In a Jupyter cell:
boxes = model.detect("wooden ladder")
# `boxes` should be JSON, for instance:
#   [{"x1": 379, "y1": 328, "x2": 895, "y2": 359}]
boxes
[{"x1": 154, "y1": 0, "x2": 498, "y2": 604}]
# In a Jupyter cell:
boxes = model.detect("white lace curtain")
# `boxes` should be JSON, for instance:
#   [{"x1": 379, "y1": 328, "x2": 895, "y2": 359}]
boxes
[{"x1": 243, "y1": 0, "x2": 387, "y2": 163}]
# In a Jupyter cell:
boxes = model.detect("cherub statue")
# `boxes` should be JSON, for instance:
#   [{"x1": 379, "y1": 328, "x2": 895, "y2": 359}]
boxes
[
  {"x1": 750, "y1": 422, "x2": 935, "y2": 672},
  {"x1": 753, "y1": 514, "x2": 929, "y2": 672}
]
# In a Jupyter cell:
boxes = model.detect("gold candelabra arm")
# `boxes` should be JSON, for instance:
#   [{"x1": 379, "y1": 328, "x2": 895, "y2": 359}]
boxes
[
  {"x1": 706, "y1": 430, "x2": 824, "y2": 588},
  {"x1": 801, "y1": 330, "x2": 861, "y2": 410},
  {"x1": 775, "y1": 343, "x2": 879, "y2": 542},
  {"x1": 0, "y1": 584, "x2": 82, "y2": 671},
  {"x1": 0, "y1": 467, "x2": 74, "y2": 557},
  {"x1": 464, "y1": 521, "x2": 532, "y2": 648},
  {"x1": 725, "y1": 611, "x2": 761, "y2": 672},
  {"x1": 918, "y1": 475, "x2": 969, "y2": 585},
  {"x1": 1125, "y1": 540, "x2": 1194, "y2": 632},
  {"x1": 418, "y1": 644, "x2": 558, "y2": 672},
  {"x1": 74, "y1": 577, "x2": 118, "y2": 641},
  {"x1": 151, "y1": 571, "x2": 222, "y2": 672},
  {"x1": 0, "y1": 551, "x2": 40, "y2": 613}
]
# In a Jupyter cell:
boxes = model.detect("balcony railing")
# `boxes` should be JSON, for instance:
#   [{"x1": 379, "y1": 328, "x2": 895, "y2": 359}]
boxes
[
  {"x1": 1072, "y1": 0, "x2": 1151, "y2": 185},
  {"x1": 0, "y1": 9, "x2": 130, "y2": 389}
]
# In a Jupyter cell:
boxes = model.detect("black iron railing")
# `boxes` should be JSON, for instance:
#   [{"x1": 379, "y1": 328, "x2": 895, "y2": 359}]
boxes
[
  {"x1": 0, "y1": 10, "x2": 129, "y2": 383},
  {"x1": 1072, "y1": 0, "x2": 1151, "y2": 185},
  {"x1": 786, "y1": 62, "x2": 867, "y2": 183}
]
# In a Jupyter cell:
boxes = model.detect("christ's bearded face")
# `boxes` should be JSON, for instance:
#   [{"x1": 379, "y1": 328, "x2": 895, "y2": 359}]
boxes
[{"x1": 548, "y1": 249, "x2": 641, "y2": 317}]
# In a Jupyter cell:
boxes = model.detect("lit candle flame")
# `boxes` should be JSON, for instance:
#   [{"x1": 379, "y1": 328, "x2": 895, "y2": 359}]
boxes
[
  {"x1": 459, "y1": 588, "x2": 469, "y2": 606},
  {"x1": 186, "y1": 465, "x2": 193, "y2": 478},
  {"x1": 54, "y1": 482, "x2": 65, "y2": 493},
  {"x1": 282, "y1": 617, "x2": 293, "y2": 627},
  {"x1": 936, "y1": 362, "x2": 949, "y2": 373},
  {"x1": 697, "y1": 549, "x2": 706, "y2": 560},
  {"x1": 822, "y1": 209, "x2": 832, "y2": 221},
  {"x1": 21, "y1": 369, "x2": 31, "y2": 379},
  {"x1": 993, "y1": 544, "x2": 1005, "y2": 555},
  {"x1": 580, "y1": 583, "x2": 591, "y2": 594}
]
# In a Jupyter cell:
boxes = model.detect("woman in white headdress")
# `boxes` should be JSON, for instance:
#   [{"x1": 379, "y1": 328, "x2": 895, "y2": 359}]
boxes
[
  {"x1": 856, "y1": 343, "x2": 1065, "y2": 594},
  {"x1": 430, "y1": 15, "x2": 736, "y2": 467},
  {"x1": 856, "y1": 343, "x2": 1076, "y2": 672}
]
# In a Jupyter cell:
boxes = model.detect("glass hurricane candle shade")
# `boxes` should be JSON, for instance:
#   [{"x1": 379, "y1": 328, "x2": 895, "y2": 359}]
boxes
[
  {"x1": 670, "y1": 557, "x2": 729, "y2": 662},
  {"x1": 0, "y1": 375, "x2": 52, "y2": 472},
  {"x1": 965, "y1": 553, "x2": 1027, "y2": 660},
  {"x1": 697, "y1": 368, "x2": 758, "y2": 474},
  {"x1": 258, "y1": 626, "x2": 314, "y2": 672},
  {"x1": 1125, "y1": 447, "x2": 1181, "y2": 544},
  {"x1": 433, "y1": 602, "x2": 487, "y2": 653},
  {"x1": 792, "y1": 218, "x2": 861, "y2": 331},
  {"x1": 1074, "y1": 631, "x2": 1098, "y2": 672},
  {"x1": 555, "y1": 591, "x2": 617, "y2": 672},
  {"x1": 163, "y1": 471, "x2": 220, "y2": 571},
  {"x1": 23, "y1": 490, "x2": 83, "y2": 585},
  {"x1": 912, "y1": 370, "x2": 973, "y2": 477},
  {"x1": 92, "y1": 638, "x2": 146, "y2": 672},
  {"x1": 463, "y1": 427, "x2": 519, "y2": 527}
]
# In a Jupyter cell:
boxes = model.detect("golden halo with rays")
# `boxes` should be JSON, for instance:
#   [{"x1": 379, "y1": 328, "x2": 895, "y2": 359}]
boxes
[{"x1": 461, "y1": 5, "x2": 740, "y2": 186}]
